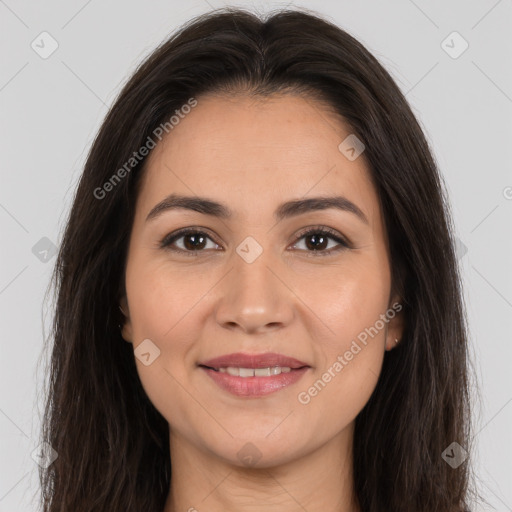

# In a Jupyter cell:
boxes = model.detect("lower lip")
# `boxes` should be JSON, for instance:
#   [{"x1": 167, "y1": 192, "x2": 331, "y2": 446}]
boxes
[{"x1": 200, "y1": 366, "x2": 309, "y2": 397}]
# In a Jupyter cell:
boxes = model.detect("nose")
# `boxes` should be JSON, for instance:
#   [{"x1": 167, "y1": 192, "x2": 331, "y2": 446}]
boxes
[{"x1": 214, "y1": 243, "x2": 295, "y2": 335}]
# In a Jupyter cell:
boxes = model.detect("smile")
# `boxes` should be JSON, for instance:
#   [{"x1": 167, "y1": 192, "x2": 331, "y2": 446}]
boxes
[
  {"x1": 199, "y1": 365, "x2": 309, "y2": 397},
  {"x1": 209, "y1": 366, "x2": 292, "y2": 377}
]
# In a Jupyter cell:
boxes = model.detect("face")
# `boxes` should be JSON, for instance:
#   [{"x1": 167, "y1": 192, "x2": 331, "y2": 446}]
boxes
[{"x1": 121, "y1": 93, "x2": 403, "y2": 468}]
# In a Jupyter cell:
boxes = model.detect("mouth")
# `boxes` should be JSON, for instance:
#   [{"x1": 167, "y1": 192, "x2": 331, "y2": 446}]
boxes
[
  {"x1": 199, "y1": 365, "x2": 306, "y2": 376},
  {"x1": 199, "y1": 351, "x2": 310, "y2": 371},
  {"x1": 198, "y1": 352, "x2": 311, "y2": 397}
]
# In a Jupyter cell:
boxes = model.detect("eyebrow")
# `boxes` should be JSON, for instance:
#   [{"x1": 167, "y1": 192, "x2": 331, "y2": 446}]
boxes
[{"x1": 145, "y1": 193, "x2": 368, "y2": 224}]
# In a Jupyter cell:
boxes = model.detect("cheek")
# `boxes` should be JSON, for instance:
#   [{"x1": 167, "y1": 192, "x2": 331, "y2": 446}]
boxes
[
  {"x1": 293, "y1": 256, "x2": 390, "y2": 426},
  {"x1": 295, "y1": 320, "x2": 386, "y2": 442},
  {"x1": 297, "y1": 254, "x2": 391, "y2": 349},
  {"x1": 124, "y1": 257, "x2": 200, "y2": 398},
  {"x1": 125, "y1": 255, "x2": 207, "y2": 342},
  {"x1": 125, "y1": 262, "x2": 202, "y2": 432},
  {"x1": 297, "y1": 345, "x2": 384, "y2": 443}
]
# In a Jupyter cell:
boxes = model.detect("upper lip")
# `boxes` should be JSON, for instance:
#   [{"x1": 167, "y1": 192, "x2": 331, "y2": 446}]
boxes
[{"x1": 199, "y1": 352, "x2": 310, "y2": 369}]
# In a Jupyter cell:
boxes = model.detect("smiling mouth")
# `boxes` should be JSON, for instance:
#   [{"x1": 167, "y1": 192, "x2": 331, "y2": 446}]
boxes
[
  {"x1": 199, "y1": 365, "x2": 307, "y2": 377},
  {"x1": 199, "y1": 364, "x2": 310, "y2": 397}
]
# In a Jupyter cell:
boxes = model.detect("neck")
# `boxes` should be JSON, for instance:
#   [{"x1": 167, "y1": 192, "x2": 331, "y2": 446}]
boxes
[{"x1": 163, "y1": 423, "x2": 360, "y2": 512}]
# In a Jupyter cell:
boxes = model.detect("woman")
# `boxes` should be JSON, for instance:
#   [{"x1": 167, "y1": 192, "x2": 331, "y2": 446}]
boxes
[{"x1": 40, "y1": 7, "x2": 476, "y2": 511}]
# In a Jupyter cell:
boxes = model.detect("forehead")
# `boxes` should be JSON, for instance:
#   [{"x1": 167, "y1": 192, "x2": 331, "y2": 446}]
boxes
[{"x1": 137, "y1": 93, "x2": 380, "y2": 223}]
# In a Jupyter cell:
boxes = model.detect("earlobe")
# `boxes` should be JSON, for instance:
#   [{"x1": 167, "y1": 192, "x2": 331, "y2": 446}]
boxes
[
  {"x1": 119, "y1": 297, "x2": 133, "y2": 344},
  {"x1": 386, "y1": 336, "x2": 401, "y2": 351},
  {"x1": 385, "y1": 296, "x2": 405, "y2": 351}
]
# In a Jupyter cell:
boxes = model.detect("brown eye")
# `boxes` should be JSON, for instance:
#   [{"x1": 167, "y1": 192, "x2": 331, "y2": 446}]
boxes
[
  {"x1": 181, "y1": 232, "x2": 208, "y2": 250},
  {"x1": 292, "y1": 227, "x2": 350, "y2": 256},
  {"x1": 304, "y1": 232, "x2": 329, "y2": 251},
  {"x1": 160, "y1": 229, "x2": 221, "y2": 255}
]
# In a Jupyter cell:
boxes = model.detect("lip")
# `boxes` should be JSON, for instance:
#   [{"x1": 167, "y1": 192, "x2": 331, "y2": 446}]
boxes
[
  {"x1": 200, "y1": 366, "x2": 309, "y2": 397},
  {"x1": 198, "y1": 352, "x2": 311, "y2": 398},
  {"x1": 199, "y1": 352, "x2": 309, "y2": 370}
]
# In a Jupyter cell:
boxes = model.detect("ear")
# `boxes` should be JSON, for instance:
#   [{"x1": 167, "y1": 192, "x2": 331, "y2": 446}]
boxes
[
  {"x1": 385, "y1": 295, "x2": 405, "y2": 351},
  {"x1": 119, "y1": 296, "x2": 133, "y2": 343}
]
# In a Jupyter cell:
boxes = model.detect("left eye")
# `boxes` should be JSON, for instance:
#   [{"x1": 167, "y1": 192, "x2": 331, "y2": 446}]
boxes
[
  {"x1": 292, "y1": 228, "x2": 349, "y2": 255},
  {"x1": 159, "y1": 227, "x2": 349, "y2": 256}
]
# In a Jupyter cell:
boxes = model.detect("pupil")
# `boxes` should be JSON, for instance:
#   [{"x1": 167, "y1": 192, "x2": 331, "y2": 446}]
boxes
[
  {"x1": 306, "y1": 233, "x2": 327, "y2": 251},
  {"x1": 184, "y1": 233, "x2": 206, "y2": 250}
]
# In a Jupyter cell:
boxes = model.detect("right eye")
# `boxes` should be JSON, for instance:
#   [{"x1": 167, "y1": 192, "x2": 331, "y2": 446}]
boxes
[{"x1": 159, "y1": 228, "x2": 222, "y2": 256}]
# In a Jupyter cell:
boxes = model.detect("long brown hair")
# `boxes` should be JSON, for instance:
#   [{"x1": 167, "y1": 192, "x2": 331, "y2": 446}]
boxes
[{"x1": 40, "y1": 7, "x2": 477, "y2": 511}]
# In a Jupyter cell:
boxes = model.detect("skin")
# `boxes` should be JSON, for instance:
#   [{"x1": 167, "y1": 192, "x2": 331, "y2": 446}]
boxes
[{"x1": 120, "y1": 92, "x2": 404, "y2": 512}]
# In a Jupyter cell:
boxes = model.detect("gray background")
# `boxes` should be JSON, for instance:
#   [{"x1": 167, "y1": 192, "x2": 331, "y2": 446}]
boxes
[{"x1": 1, "y1": 0, "x2": 511, "y2": 510}]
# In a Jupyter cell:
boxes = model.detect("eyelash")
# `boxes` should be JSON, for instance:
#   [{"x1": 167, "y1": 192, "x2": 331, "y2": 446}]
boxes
[{"x1": 159, "y1": 226, "x2": 350, "y2": 258}]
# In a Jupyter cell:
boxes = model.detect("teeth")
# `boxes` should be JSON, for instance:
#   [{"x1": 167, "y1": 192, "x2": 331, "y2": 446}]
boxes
[{"x1": 217, "y1": 366, "x2": 293, "y2": 377}]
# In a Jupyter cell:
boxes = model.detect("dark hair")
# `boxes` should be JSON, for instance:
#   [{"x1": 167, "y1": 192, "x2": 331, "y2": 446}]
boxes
[{"x1": 40, "y1": 7, "x2": 477, "y2": 511}]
